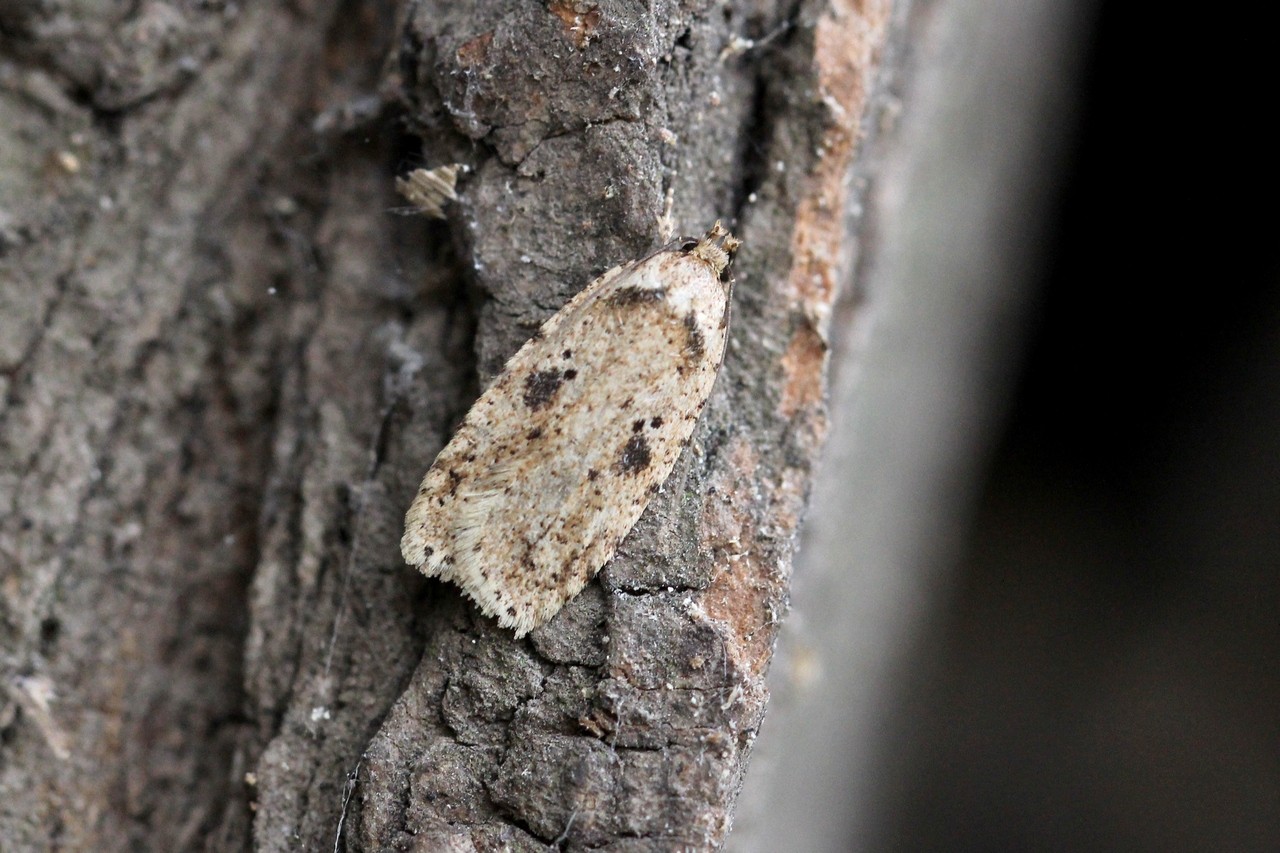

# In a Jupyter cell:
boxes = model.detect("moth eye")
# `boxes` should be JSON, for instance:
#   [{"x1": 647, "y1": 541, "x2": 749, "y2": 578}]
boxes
[
  {"x1": 719, "y1": 255, "x2": 735, "y2": 283},
  {"x1": 679, "y1": 239, "x2": 699, "y2": 252}
]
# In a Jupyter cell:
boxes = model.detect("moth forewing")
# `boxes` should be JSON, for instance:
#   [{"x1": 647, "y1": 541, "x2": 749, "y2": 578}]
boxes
[{"x1": 402, "y1": 223, "x2": 739, "y2": 637}]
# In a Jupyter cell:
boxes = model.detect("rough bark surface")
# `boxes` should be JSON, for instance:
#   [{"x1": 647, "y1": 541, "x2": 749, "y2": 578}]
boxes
[{"x1": 0, "y1": 0, "x2": 891, "y2": 849}]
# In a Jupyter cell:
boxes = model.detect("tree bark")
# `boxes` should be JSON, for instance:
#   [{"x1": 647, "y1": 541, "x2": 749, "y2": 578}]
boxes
[{"x1": 0, "y1": 0, "x2": 893, "y2": 849}]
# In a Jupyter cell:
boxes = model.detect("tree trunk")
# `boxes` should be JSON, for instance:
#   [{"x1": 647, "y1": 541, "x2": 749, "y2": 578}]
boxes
[{"x1": 0, "y1": 0, "x2": 893, "y2": 849}]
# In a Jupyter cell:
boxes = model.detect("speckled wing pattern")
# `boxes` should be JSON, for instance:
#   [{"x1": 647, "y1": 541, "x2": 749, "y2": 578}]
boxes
[{"x1": 402, "y1": 224, "x2": 740, "y2": 637}]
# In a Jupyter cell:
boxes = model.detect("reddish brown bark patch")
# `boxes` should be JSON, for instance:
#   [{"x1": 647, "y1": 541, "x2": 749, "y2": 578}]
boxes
[
  {"x1": 785, "y1": 0, "x2": 892, "y2": 313},
  {"x1": 548, "y1": 1, "x2": 601, "y2": 48},
  {"x1": 779, "y1": 320, "x2": 829, "y2": 421},
  {"x1": 455, "y1": 31, "x2": 494, "y2": 67},
  {"x1": 698, "y1": 437, "x2": 777, "y2": 674}
]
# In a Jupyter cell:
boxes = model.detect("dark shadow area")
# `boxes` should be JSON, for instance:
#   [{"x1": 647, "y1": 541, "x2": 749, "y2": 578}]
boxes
[{"x1": 887, "y1": 4, "x2": 1280, "y2": 851}]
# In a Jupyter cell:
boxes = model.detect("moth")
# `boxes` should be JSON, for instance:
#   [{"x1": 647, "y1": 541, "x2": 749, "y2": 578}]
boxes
[
  {"x1": 402, "y1": 223, "x2": 740, "y2": 637},
  {"x1": 395, "y1": 164, "x2": 460, "y2": 220}
]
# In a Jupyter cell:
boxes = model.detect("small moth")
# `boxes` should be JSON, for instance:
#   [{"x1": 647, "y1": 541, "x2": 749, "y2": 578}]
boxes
[
  {"x1": 395, "y1": 164, "x2": 461, "y2": 219},
  {"x1": 402, "y1": 223, "x2": 741, "y2": 637}
]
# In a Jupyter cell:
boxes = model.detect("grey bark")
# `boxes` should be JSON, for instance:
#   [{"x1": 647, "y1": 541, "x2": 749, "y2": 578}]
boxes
[{"x1": 0, "y1": 0, "x2": 892, "y2": 849}]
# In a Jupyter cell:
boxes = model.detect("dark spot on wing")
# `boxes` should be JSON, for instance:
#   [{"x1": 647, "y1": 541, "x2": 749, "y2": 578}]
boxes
[
  {"x1": 447, "y1": 468, "x2": 463, "y2": 496},
  {"x1": 527, "y1": 427, "x2": 543, "y2": 440},
  {"x1": 650, "y1": 416, "x2": 663, "y2": 428},
  {"x1": 608, "y1": 285, "x2": 665, "y2": 307},
  {"x1": 587, "y1": 468, "x2": 599, "y2": 481},
  {"x1": 683, "y1": 312, "x2": 705, "y2": 360},
  {"x1": 564, "y1": 369, "x2": 578, "y2": 380},
  {"x1": 632, "y1": 419, "x2": 645, "y2": 432},
  {"x1": 618, "y1": 433, "x2": 651, "y2": 475},
  {"x1": 523, "y1": 369, "x2": 564, "y2": 410},
  {"x1": 563, "y1": 349, "x2": 573, "y2": 358}
]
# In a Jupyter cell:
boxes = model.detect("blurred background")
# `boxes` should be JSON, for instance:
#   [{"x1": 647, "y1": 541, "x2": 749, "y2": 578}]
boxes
[{"x1": 732, "y1": 1, "x2": 1278, "y2": 850}]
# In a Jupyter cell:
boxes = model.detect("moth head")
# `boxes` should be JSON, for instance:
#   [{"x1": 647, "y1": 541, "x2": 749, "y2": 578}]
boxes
[{"x1": 683, "y1": 221, "x2": 741, "y2": 283}]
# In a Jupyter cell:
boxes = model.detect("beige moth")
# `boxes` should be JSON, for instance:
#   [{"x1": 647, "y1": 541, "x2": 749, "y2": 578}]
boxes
[
  {"x1": 395, "y1": 164, "x2": 460, "y2": 219},
  {"x1": 401, "y1": 223, "x2": 741, "y2": 637}
]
